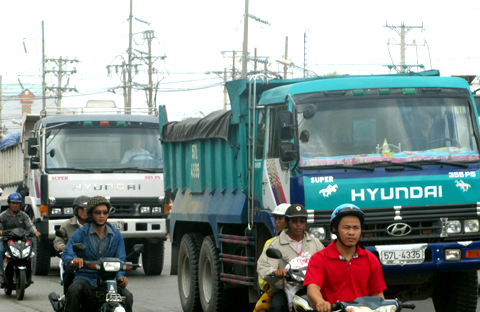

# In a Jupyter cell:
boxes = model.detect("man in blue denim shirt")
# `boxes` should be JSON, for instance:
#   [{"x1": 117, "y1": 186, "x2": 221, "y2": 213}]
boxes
[{"x1": 62, "y1": 196, "x2": 133, "y2": 312}]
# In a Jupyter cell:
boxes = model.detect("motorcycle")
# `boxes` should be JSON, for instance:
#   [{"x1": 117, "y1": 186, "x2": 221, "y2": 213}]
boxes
[
  {"x1": 1, "y1": 228, "x2": 36, "y2": 300},
  {"x1": 49, "y1": 242, "x2": 144, "y2": 312},
  {"x1": 265, "y1": 248, "x2": 416, "y2": 312}
]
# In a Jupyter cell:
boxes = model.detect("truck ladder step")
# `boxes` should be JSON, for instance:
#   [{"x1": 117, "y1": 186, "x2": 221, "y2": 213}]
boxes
[
  {"x1": 218, "y1": 234, "x2": 255, "y2": 246},
  {"x1": 220, "y1": 273, "x2": 254, "y2": 286},
  {"x1": 219, "y1": 253, "x2": 255, "y2": 266}
]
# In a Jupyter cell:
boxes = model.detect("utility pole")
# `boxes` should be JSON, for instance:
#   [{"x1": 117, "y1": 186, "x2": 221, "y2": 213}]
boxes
[
  {"x1": 241, "y1": 0, "x2": 249, "y2": 78},
  {"x1": 42, "y1": 21, "x2": 46, "y2": 110},
  {"x1": 0, "y1": 75, "x2": 2, "y2": 139},
  {"x1": 127, "y1": 0, "x2": 134, "y2": 113},
  {"x1": 144, "y1": 30, "x2": 155, "y2": 113},
  {"x1": 284, "y1": 36, "x2": 289, "y2": 79},
  {"x1": 385, "y1": 22, "x2": 424, "y2": 73},
  {"x1": 45, "y1": 57, "x2": 79, "y2": 112}
]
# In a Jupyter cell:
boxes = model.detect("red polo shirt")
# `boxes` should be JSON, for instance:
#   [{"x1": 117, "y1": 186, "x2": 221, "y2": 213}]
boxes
[{"x1": 303, "y1": 240, "x2": 386, "y2": 304}]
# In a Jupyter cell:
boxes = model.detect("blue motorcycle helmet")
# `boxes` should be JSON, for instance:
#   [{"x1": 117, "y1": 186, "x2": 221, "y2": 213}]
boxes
[
  {"x1": 7, "y1": 192, "x2": 22, "y2": 203},
  {"x1": 330, "y1": 203, "x2": 365, "y2": 234}
]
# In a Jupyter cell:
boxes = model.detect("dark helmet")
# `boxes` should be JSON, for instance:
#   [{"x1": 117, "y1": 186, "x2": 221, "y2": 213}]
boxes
[
  {"x1": 86, "y1": 196, "x2": 112, "y2": 216},
  {"x1": 7, "y1": 192, "x2": 22, "y2": 203},
  {"x1": 330, "y1": 203, "x2": 365, "y2": 233},
  {"x1": 285, "y1": 204, "x2": 308, "y2": 227},
  {"x1": 73, "y1": 195, "x2": 89, "y2": 217}
]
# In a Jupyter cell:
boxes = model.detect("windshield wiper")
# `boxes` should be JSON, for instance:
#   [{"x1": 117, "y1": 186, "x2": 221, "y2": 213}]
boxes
[
  {"x1": 382, "y1": 161, "x2": 423, "y2": 170},
  {"x1": 49, "y1": 167, "x2": 95, "y2": 173},
  {"x1": 116, "y1": 167, "x2": 158, "y2": 173},
  {"x1": 304, "y1": 164, "x2": 375, "y2": 172},
  {"x1": 424, "y1": 160, "x2": 470, "y2": 169}
]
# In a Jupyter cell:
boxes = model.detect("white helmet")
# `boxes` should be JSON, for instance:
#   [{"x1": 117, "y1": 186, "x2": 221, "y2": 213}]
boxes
[{"x1": 269, "y1": 203, "x2": 290, "y2": 217}]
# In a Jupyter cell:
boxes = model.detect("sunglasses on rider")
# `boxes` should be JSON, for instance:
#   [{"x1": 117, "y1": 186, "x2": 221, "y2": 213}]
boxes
[{"x1": 92, "y1": 210, "x2": 110, "y2": 216}]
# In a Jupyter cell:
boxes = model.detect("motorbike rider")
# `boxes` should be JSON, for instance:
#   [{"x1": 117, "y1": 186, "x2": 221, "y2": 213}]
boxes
[
  {"x1": 0, "y1": 193, "x2": 40, "y2": 284},
  {"x1": 304, "y1": 204, "x2": 386, "y2": 312},
  {"x1": 257, "y1": 204, "x2": 324, "y2": 312},
  {"x1": 62, "y1": 196, "x2": 133, "y2": 312},
  {"x1": 53, "y1": 195, "x2": 89, "y2": 295},
  {"x1": 254, "y1": 203, "x2": 290, "y2": 312}
]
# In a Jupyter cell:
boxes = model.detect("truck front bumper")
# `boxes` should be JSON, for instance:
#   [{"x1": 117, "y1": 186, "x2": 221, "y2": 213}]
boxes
[
  {"x1": 366, "y1": 240, "x2": 480, "y2": 275},
  {"x1": 44, "y1": 217, "x2": 168, "y2": 240}
]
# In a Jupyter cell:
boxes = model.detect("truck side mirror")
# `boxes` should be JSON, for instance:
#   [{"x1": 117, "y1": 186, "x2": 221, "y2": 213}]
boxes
[
  {"x1": 279, "y1": 142, "x2": 297, "y2": 163},
  {"x1": 27, "y1": 138, "x2": 38, "y2": 156},
  {"x1": 277, "y1": 111, "x2": 294, "y2": 141},
  {"x1": 30, "y1": 157, "x2": 40, "y2": 169}
]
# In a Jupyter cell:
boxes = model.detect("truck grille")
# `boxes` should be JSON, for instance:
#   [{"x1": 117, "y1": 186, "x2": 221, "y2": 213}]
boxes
[{"x1": 308, "y1": 202, "x2": 480, "y2": 245}]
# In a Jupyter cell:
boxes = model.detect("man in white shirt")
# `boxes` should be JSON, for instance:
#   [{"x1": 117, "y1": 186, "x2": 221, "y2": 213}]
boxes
[{"x1": 121, "y1": 140, "x2": 151, "y2": 163}]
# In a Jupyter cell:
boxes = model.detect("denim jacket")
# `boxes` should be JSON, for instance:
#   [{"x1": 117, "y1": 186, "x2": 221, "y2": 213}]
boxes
[{"x1": 62, "y1": 222, "x2": 126, "y2": 286}]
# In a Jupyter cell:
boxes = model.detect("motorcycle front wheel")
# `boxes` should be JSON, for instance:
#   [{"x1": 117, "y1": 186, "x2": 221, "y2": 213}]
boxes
[{"x1": 16, "y1": 270, "x2": 26, "y2": 300}]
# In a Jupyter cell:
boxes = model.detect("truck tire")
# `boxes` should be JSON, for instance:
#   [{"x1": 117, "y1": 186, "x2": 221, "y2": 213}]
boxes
[
  {"x1": 34, "y1": 239, "x2": 51, "y2": 276},
  {"x1": 432, "y1": 270, "x2": 478, "y2": 312},
  {"x1": 142, "y1": 240, "x2": 165, "y2": 275},
  {"x1": 178, "y1": 233, "x2": 203, "y2": 312},
  {"x1": 198, "y1": 235, "x2": 225, "y2": 312}
]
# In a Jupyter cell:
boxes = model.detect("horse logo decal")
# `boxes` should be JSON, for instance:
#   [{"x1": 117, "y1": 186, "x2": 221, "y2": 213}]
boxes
[
  {"x1": 319, "y1": 184, "x2": 338, "y2": 197},
  {"x1": 455, "y1": 180, "x2": 471, "y2": 192}
]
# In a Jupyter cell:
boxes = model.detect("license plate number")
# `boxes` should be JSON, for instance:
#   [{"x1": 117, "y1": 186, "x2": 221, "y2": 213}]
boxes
[
  {"x1": 110, "y1": 221, "x2": 124, "y2": 231},
  {"x1": 376, "y1": 244, "x2": 427, "y2": 265}
]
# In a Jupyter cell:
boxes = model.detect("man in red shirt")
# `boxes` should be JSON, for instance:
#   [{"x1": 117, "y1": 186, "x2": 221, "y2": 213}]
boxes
[{"x1": 304, "y1": 204, "x2": 386, "y2": 312}]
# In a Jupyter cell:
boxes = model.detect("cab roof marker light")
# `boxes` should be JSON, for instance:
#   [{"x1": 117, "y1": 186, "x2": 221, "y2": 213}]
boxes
[
  {"x1": 352, "y1": 89, "x2": 365, "y2": 96},
  {"x1": 403, "y1": 88, "x2": 416, "y2": 95},
  {"x1": 378, "y1": 88, "x2": 391, "y2": 95},
  {"x1": 100, "y1": 121, "x2": 109, "y2": 126},
  {"x1": 117, "y1": 121, "x2": 126, "y2": 126},
  {"x1": 83, "y1": 121, "x2": 93, "y2": 126}
]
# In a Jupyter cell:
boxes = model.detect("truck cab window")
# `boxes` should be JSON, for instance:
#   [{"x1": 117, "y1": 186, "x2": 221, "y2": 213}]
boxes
[
  {"x1": 255, "y1": 109, "x2": 266, "y2": 159},
  {"x1": 267, "y1": 105, "x2": 287, "y2": 159}
]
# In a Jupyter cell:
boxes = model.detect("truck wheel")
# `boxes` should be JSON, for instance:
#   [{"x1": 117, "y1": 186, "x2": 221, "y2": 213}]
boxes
[
  {"x1": 178, "y1": 233, "x2": 203, "y2": 312},
  {"x1": 198, "y1": 235, "x2": 224, "y2": 312},
  {"x1": 432, "y1": 270, "x2": 478, "y2": 312},
  {"x1": 34, "y1": 239, "x2": 51, "y2": 276},
  {"x1": 142, "y1": 240, "x2": 165, "y2": 275}
]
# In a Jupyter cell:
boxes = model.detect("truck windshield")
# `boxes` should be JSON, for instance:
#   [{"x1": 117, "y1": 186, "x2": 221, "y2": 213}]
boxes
[
  {"x1": 45, "y1": 126, "x2": 162, "y2": 171},
  {"x1": 295, "y1": 94, "x2": 479, "y2": 168}
]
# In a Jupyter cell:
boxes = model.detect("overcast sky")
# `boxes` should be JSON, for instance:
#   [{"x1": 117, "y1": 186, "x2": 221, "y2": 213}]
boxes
[{"x1": 1, "y1": 0, "x2": 480, "y2": 126}]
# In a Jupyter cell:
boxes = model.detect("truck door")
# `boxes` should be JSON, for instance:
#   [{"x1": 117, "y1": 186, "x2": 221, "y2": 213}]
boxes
[{"x1": 261, "y1": 105, "x2": 290, "y2": 211}]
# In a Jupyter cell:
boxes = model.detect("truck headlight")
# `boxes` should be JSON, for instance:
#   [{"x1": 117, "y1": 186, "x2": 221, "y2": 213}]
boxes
[
  {"x1": 445, "y1": 249, "x2": 461, "y2": 261},
  {"x1": 446, "y1": 220, "x2": 461, "y2": 234},
  {"x1": 464, "y1": 219, "x2": 479, "y2": 233},
  {"x1": 140, "y1": 206, "x2": 150, "y2": 214},
  {"x1": 309, "y1": 227, "x2": 326, "y2": 240},
  {"x1": 63, "y1": 207, "x2": 73, "y2": 215},
  {"x1": 51, "y1": 208, "x2": 62, "y2": 215},
  {"x1": 151, "y1": 207, "x2": 161, "y2": 214}
]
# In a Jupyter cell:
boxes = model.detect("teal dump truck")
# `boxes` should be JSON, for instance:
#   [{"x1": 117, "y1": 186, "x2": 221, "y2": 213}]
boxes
[{"x1": 160, "y1": 70, "x2": 480, "y2": 312}]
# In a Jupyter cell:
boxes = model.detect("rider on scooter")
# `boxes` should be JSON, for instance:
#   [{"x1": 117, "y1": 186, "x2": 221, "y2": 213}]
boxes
[
  {"x1": 257, "y1": 204, "x2": 324, "y2": 312},
  {"x1": 53, "y1": 195, "x2": 89, "y2": 295},
  {"x1": 0, "y1": 193, "x2": 40, "y2": 285},
  {"x1": 304, "y1": 204, "x2": 387, "y2": 312},
  {"x1": 62, "y1": 196, "x2": 133, "y2": 312}
]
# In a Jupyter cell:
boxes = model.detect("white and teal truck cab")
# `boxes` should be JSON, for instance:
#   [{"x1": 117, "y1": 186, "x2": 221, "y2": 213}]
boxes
[
  {"x1": 161, "y1": 70, "x2": 480, "y2": 312},
  {"x1": 0, "y1": 105, "x2": 168, "y2": 276}
]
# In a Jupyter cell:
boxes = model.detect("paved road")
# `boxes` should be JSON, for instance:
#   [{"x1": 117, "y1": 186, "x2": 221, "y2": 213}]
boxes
[{"x1": 1, "y1": 240, "x2": 478, "y2": 311}]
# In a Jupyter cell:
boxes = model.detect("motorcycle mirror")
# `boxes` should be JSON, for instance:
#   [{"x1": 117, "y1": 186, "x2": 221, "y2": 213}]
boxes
[
  {"x1": 34, "y1": 218, "x2": 41, "y2": 224},
  {"x1": 266, "y1": 248, "x2": 283, "y2": 259},
  {"x1": 132, "y1": 244, "x2": 144, "y2": 254},
  {"x1": 55, "y1": 230, "x2": 67, "y2": 239},
  {"x1": 73, "y1": 243, "x2": 86, "y2": 253}
]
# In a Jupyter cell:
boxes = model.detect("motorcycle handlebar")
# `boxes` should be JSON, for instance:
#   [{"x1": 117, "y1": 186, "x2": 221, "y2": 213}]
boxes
[{"x1": 400, "y1": 302, "x2": 416, "y2": 310}]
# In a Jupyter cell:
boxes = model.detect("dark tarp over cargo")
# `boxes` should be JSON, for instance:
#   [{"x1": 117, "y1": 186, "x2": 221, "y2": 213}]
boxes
[{"x1": 161, "y1": 110, "x2": 231, "y2": 142}]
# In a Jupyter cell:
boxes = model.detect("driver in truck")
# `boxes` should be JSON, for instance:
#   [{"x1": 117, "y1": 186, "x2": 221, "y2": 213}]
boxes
[
  {"x1": 304, "y1": 204, "x2": 386, "y2": 312},
  {"x1": 121, "y1": 138, "x2": 151, "y2": 163}
]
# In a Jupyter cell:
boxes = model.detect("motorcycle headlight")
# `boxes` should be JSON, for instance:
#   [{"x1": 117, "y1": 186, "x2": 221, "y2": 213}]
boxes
[
  {"x1": 10, "y1": 246, "x2": 21, "y2": 258},
  {"x1": 103, "y1": 261, "x2": 121, "y2": 271},
  {"x1": 22, "y1": 246, "x2": 31, "y2": 258}
]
